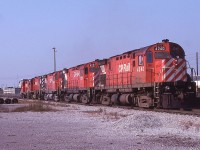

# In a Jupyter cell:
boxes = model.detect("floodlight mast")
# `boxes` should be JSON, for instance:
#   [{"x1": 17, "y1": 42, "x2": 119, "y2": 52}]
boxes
[{"x1": 53, "y1": 47, "x2": 56, "y2": 72}]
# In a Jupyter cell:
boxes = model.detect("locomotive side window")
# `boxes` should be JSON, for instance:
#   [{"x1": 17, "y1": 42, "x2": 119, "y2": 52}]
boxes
[
  {"x1": 60, "y1": 73, "x2": 63, "y2": 78},
  {"x1": 138, "y1": 55, "x2": 144, "y2": 66},
  {"x1": 91, "y1": 63, "x2": 96, "y2": 67},
  {"x1": 109, "y1": 62, "x2": 112, "y2": 70},
  {"x1": 132, "y1": 53, "x2": 135, "y2": 59},
  {"x1": 84, "y1": 67, "x2": 88, "y2": 75},
  {"x1": 147, "y1": 51, "x2": 153, "y2": 63},
  {"x1": 133, "y1": 61, "x2": 135, "y2": 67},
  {"x1": 55, "y1": 73, "x2": 58, "y2": 80}
]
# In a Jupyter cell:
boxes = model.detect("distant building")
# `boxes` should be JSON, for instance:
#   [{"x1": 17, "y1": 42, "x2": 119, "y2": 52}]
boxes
[
  {"x1": 0, "y1": 88, "x2": 3, "y2": 94},
  {"x1": 192, "y1": 76, "x2": 200, "y2": 92},
  {"x1": 3, "y1": 87, "x2": 21, "y2": 95}
]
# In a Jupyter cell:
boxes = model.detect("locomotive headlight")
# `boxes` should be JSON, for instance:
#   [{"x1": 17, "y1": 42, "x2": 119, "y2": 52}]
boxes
[{"x1": 165, "y1": 86, "x2": 170, "y2": 92}]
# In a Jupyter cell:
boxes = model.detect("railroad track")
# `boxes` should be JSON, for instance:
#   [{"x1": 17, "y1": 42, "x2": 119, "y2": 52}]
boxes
[{"x1": 16, "y1": 98, "x2": 200, "y2": 117}]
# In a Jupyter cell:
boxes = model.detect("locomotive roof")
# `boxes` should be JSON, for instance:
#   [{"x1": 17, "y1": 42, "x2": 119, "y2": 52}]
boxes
[
  {"x1": 110, "y1": 45, "x2": 153, "y2": 59},
  {"x1": 68, "y1": 60, "x2": 98, "y2": 70},
  {"x1": 109, "y1": 40, "x2": 184, "y2": 59}
]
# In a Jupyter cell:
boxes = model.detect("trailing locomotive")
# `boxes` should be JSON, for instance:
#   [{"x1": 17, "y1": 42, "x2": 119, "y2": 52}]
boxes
[{"x1": 20, "y1": 39, "x2": 196, "y2": 109}]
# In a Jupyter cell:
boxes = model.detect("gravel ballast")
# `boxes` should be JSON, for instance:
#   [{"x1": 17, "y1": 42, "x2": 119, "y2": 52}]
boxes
[{"x1": 0, "y1": 103, "x2": 200, "y2": 150}]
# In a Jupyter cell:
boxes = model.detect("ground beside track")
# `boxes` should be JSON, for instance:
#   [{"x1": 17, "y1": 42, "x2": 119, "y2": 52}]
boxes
[{"x1": 0, "y1": 100, "x2": 200, "y2": 150}]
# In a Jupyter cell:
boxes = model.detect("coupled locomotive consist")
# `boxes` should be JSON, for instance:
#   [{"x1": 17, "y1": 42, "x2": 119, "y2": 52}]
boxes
[{"x1": 20, "y1": 39, "x2": 196, "y2": 109}]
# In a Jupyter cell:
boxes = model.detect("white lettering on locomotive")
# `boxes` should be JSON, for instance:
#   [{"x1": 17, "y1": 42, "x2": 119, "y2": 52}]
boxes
[
  {"x1": 74, "y1": 71, "x2": 80, "y2": 77},
  {"x1": 118, "y1": 63, "x2": 130, "y2": 72},
  {"x1": 137, "y1": 66, "x2": 144, "y2": 72},
  {"x1": 155, "y1": 46, "x2": 165, "y2": 51}
]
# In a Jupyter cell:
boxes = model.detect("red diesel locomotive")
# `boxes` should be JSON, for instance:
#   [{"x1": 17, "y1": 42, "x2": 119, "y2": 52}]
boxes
[{"x1": 20, "y1": 39, "x2": 196, "y2": 109}]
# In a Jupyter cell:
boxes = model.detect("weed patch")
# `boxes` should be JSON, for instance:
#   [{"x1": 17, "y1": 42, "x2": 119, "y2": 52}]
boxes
[
  {"x1": 12, "y1": 101, "x2": 56, "y2": 112},
  {"x1": 181, "y1": 121, "x2": 200, "y2": 132},
  {"x1": 83, "y1": 108, "x2": 128, "y2": 120}
]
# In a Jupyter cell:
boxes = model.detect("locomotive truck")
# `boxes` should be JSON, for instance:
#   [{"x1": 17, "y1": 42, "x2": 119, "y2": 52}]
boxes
[{"x1": 20, "y1": 39, "x2": 196, "y2": 109}]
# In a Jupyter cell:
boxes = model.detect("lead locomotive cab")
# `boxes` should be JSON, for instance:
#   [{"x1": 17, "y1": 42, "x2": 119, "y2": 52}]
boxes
[
  {"x1": 96, "y1": 39, "x2": 196, "y2": 109},
  {"x1": 151, "y1": 39, "x2": 196, "y2": 109}
]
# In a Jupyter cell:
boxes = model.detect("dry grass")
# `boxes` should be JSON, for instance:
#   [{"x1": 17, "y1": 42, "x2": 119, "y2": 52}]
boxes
[
  {"x1": 12, "y1": 101, "x2": 56, "y2": 112},
  {"x1": 181, "y1": 121, "x2": 200, "y2": 132},
  {"x1": 83, "y1": 108, "x2": 128, "y2": 120},
  {"x1": 103, "y1": 110, "x2": 128, "y2": 120},
  {"x1": 82, "y1": 108, "x2": 103, "y2": 115}
]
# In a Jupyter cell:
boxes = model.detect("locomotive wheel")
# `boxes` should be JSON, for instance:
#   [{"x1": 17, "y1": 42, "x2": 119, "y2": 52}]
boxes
[
  {"x1": 95, "y1": 94, "x2": 101, "y2": 104},
  {"x1": 59, "y1": 94, "x2": 65, "y2": 101},
  {"x1": 5, "y1": 98, "x2": 11, "y2": 104},
  {"x1": 12, "y1": 98, "x2": 18, "y2": 103},
  {"x1": 111, "y1": 94, "x2": 120, "y2": 105},
  {"x1": 53, "y1": 95, "x2": 59, "y2": 102},
  {"x1": 81, "y1": 95, "x2": 89, "y2": 104},
  {"x1": 32, "y1": 94, "x2": 37, "y2": 99},
  {"x1": 101, "y1": 95, "x2": 111, "y2": 106},
  {"x1": 73, "y1": 94, "x2": 81, "y2": 102},
  {"x1": 64, "y1": 95, "x2": 71, "y2": 103},
  {"x1": 0, "y1": 98, "x2": 4, "y2": 104},
  {"x1": 44, "y1": 94, "x2": 48, "y2": 101},
  {"x1": 137, "y1": 96, "x2": 152, "y2": 108}
]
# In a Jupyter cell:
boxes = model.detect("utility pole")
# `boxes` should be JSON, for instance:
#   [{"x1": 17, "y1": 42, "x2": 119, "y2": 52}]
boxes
[
  {"x1": 53, "y1": 47, "x2": 56, "y2": 72},
  {"x1": 191, "y1": 68, "x2": 194, "y2": 81},
  {"x1": 197, "y1": 52, "x2": 199, "y2": 89},
  {"x1": 197, "y1": 52, "x2": 199, "y2": 77}
]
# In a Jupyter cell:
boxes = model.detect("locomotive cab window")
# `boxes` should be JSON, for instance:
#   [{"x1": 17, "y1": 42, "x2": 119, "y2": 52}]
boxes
[
  {"x1": 155, "y1": 52, "x2": 171, "y2": 59},
  {"x1": 170, "y1": 47, "x2": 185, "y2": 59},
  {"x1": 138, "y1": 55, "x2": 144, "y2": 66},
  {"x1": 147, "y1": 51, "x2": 153, "y2": 63}
]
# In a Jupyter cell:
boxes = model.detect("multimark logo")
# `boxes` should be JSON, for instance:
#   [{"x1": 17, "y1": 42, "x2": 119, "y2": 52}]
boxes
[{"x1": 74, "y1": 71, "x2": 80, "y2": 77}]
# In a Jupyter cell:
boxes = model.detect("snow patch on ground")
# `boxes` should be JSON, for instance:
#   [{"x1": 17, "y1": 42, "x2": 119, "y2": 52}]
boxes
[{"x1": 1, "y1": 103, "x2": 200, "y2": 150}]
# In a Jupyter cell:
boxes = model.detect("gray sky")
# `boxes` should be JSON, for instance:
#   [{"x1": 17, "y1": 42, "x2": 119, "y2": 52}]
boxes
[{"x1": 0, "y1": 0, "x2": 200, "y2": 87}]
